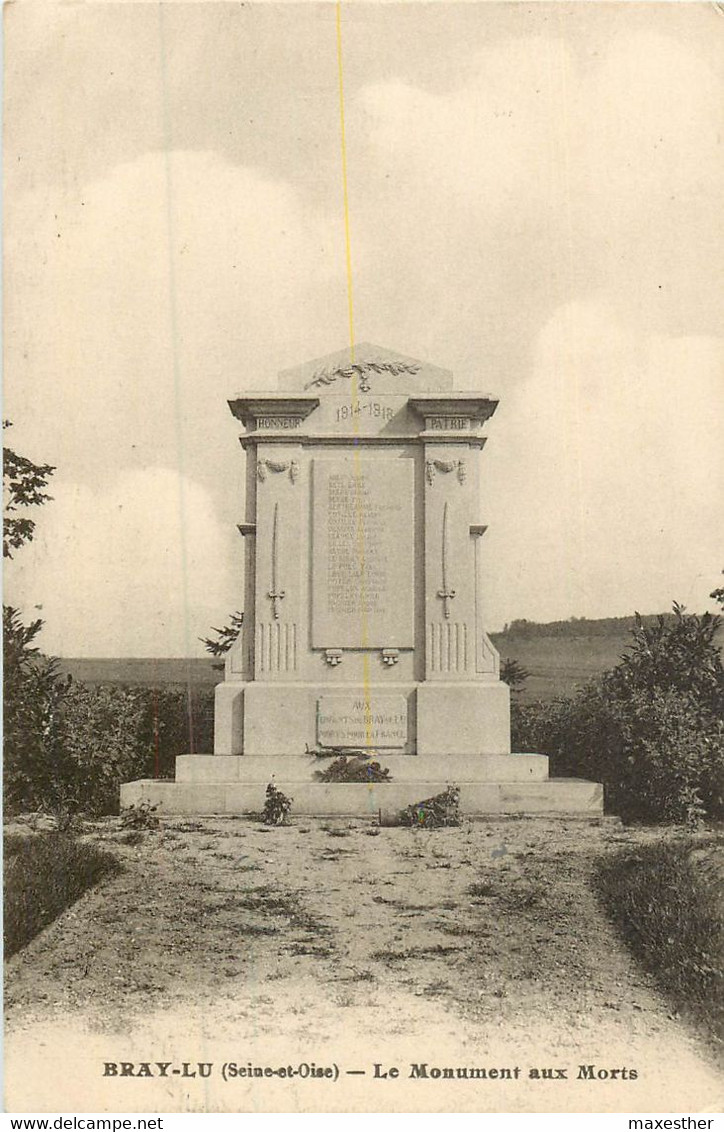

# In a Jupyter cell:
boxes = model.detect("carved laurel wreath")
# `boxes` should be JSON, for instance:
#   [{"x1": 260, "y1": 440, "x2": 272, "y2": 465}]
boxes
[
  {"x1": 257, "y1": 458, "x2": 300, "y2": 484},
  {"x1": 425, "y1": 459, "x2": 466, "y2": 486},
  {"x1": 305, "y1": 360, "x2": 421, "y2": 393}
]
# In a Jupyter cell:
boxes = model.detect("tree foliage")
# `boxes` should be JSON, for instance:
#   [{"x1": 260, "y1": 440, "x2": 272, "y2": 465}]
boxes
[
  {"x1": 605, "y1": 604, "x2": 724, "y2": 718},
  {"x1": 2, "y1": 428, "x2": 219, "y2": 818},
  {"x1": 514, "y1": 600, "x2": 724, "y2": 824},
  {"x1": 3, "y1": 421, "x2": 55, "y2": 558},
  {"x1": 3, "y1": 429, "x2": 62, "y2": 814},
  {"x1": 199, "y1": 611, "x2": 244, "y2": 671},
  {"x1": 199, "y1": 611, "x2": 244, "y2": 657},
  {"x1": 3, "y1": 606, "x2": 69, "y2": 815},
  {"x1": 500, "y1": 657, "x2": 530, "y2": 694}
]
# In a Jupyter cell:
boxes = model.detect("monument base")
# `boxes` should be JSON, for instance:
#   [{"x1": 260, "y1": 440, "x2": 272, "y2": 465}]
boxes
[
  {"x1": 214, "y1": 681, "x2": 512, "y2": 757},
  {"x1": 121, "y1": 753, "x2": 604, "y2": 817}
]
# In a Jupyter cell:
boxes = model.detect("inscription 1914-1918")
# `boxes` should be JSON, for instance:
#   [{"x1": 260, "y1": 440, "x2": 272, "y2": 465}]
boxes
[{"x1": 312, "y1": 457, "x2": 414, "y2": 649}]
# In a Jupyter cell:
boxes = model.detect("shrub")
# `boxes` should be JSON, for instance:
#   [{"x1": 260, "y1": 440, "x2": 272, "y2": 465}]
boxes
[
  {"x1": 606, "y1": 605, "x2": 724, "y2": 717},
  {"x1": 4, "y1": 831, "x2": 121, "y2": 956},
  {"x1": 595, "y1": 836, "x2": 724, "y2": 1046},
  {"x1": 137, "y1": 686, "x2": 215, "y2": 778},
  {"x1": 4, "y1": 675, "x2": 216, "y2": 818},
  {"x1": 516, "y1": 687, "x2": 723, "y2": 824},
  {"x1": 262, "y1": 782, "x2": 292, "y2": 825},
  {"x1": 120, "y1": 802, "x2": 160, "y2": 831},
  {"x1": 400, "y1": 785, "x2": 461, "y2": 828},
  {"x1": 55, "y1": 683, "x2": 151, "y2": 816},
  {"x1": 3, "y1": 607, "x2": 70, "y2": 815},
  {"x1": 513, "y1": 603, "x2": 724, "y2": 824}
]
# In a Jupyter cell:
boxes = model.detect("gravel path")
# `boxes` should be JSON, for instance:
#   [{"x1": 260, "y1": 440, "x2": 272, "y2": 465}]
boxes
[{"x1": 5, "y1": 816, "x2": 723, "y2": 1113}]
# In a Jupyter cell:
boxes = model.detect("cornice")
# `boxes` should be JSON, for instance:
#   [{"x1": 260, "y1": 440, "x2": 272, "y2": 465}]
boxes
[
  {"x1": 228, "y1": 395, "x2": 320, "y2": 427},
  {"x1": 239, "y1": 434, "x2": 487, "y2": 450},
  {"x1": 407, "y1": 395, "x2": 499, "y2": 423}
]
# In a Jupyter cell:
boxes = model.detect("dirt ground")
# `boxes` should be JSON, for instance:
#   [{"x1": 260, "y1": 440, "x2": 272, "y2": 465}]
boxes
[{"x1": 4, "y1": 815, "x2": 723, "y2": 1113}]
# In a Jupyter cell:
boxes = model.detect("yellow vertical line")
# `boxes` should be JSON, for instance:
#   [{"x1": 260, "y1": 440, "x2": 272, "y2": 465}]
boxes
[
  {"x1": 336, "y1": 0, "x2": 372, "y2": 744},
  {"x1": 336, "y1": 1, "x2": 356, "y2": 364}
]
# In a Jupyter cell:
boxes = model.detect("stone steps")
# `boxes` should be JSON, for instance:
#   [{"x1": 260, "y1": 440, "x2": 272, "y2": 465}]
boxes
[
  {"x1": 175, "y1": 752, "x2": 550, "y2": 783},
  {"x1": 120, "y1": 777, "x2": 603, "y2": 817}
]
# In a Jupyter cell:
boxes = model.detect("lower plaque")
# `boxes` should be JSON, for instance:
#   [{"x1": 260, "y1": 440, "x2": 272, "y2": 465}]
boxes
[{"x1": 317, "y1": 694, "x2": 408, "y2": 749}]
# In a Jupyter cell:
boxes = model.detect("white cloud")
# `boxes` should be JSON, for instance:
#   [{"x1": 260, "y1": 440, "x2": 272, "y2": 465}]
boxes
[
  {"x1": 5, "y1": 150, "x2": 350, "y2": 489},
  {"x1": 353, "y1": 29, "x2": 723, "y2": 353},
  {"x1": 4, "y1": 14, "x2": 723, "y2": 651},
  {"x1": 5, "y1": 468, "x2": 238, "y2": 656},
  {"x1": 483, "y1": 301, "x2": 724, "y2": 626}
]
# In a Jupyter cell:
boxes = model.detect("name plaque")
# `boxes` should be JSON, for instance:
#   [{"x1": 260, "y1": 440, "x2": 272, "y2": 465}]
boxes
[
  {"x1": 312, "y1": 456, "x2": 414, "y2": 648},
  {"x1": 317, "y1": 695, "x2": 408, "y2": 749}
]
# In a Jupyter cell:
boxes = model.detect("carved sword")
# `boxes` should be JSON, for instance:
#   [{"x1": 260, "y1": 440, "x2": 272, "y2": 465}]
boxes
[
  {"x1": 438, "y1": 501, "x2": 456, "y2": 619},
  {"x1": 268, "y1": 502, "x2": 285, "y2": 619}
]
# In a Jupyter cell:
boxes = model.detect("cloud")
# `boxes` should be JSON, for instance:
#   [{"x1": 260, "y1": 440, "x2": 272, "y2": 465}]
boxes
[
  {"x1": 4, "y1": 12, "x2": 722, "y2": 651},
  {"x1": 353, "y1": 29, "x2": 723, "y2": 353},
  {"x1": 4, "y1": 467, "x2": 238, "y2": 657},
  {"x1": 5, "y1": 150, "x2": 350, "y2": 494},
  {"x1": 483, "y1": 301, "x2": 724, "y2": 625}
]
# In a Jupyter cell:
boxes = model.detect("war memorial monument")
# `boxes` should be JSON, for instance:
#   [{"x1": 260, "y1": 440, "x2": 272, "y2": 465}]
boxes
[{"x1": 122, "y1": 344, "x2": 603, "y2": 816}]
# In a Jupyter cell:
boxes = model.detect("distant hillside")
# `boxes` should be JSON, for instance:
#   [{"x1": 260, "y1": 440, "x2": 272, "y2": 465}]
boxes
[
  {"x1": 491, "y1": 611, "x2": 723, "y2": 702},
  {"x1": 497, "y1": 612, "x2": 683, "y2": 641},
  {"x1": 58, "y1": 611, "x2": 721, "y2": 703},
  {"x1": 57, "y1": 657, "x2": 220, "y2": 688}
]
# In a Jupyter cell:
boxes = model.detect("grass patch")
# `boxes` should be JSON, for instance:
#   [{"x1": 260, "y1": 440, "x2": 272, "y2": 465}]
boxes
[
  {"x1": 4, "y1": 831, "x2": 121, "y2": 957},
  {"x1": 595, "y1": 834, "x2": 724, "y2": 1047},
  {"x1": 371, "y1": 944, "x2": 463, "y2": 962},
  {"x1": 468, "y1": 882, "x2": 496, "y2": 899}
]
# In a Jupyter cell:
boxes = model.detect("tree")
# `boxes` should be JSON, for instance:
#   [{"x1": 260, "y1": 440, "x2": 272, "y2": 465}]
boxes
[
  {"x1": 514, "y1": 598, "x2": 724, "y2": 825},
  {"x1": 3, "y1": 606, "x2": 69, "y2": 813},
  {"x1": 3, "y1": 426, "x2": 61, "y2": 813},
  {"x1": 200, "y1": 611, "x2": 243, "y2": 671},
  {"x1": 3, "y1": 421, "x2": 55, "y2": 558},
  {"x1": 500, "y1": 657, "x2": 530, "y2": 695},
  {"x1": 604, "y1": 603, "x2": 724, "y2": 719}
]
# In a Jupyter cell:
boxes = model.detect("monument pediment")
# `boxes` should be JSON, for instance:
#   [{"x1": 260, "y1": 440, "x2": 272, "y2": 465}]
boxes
[{"x1": 277, "y1": 342, "x2": 453, "y2": 395}]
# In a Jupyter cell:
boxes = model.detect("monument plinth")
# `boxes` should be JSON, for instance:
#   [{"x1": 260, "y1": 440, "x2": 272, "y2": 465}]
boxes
[{"x1": 122, "y1": 344, "x2": 603, "y2": 816}]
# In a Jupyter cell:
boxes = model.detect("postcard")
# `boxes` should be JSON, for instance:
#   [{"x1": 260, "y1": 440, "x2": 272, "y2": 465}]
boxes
[{"x1": 4, "y1": 0, "x2": 723, "y2": 1115}]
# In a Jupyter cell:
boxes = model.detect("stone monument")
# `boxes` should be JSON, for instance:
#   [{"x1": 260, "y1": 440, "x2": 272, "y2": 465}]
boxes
[{"x1": 122, "y1": 343, "x2": 603, "y2": 815}]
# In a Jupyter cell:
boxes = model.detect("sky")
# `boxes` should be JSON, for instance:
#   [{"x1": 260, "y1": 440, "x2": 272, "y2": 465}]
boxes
[{"x1": 4, "y1": 1, "x2": 723, "y2": 657}]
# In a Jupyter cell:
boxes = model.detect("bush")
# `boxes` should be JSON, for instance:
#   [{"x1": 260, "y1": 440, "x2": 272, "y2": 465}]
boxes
[
  {"x1": 55, "y1": 683, "x2": 152, "y2": 816},
  {"x1": 3, "y1": 607, "x2": 70, "y2": 815},
  {"x1": 4, "y1": 831, "x2": 121, "y2": 956},
  {"x1": 4, "y1": 675, "x2": 216, "y2": 818},
  {"x1": 595, "y1": 836, "x2": 724, "y2": 1046},
  {"x1": 262, "y1": 782, "x2": 293, "y2": 825},
  {"x1": 513, "y1": 603, "x2": 724, "y2": 824},
  {"x1": 606, "y1": 605, "x2": 724, "y2": 717},
  {"x1": 120, "y1": 802, "x2": 160, "y2": 831},
  {"x1": 516, "y1": 687, "x2": 723, "y2": 824},
  {"x1": 400, "y1": 785, "x2": 461, "y2": 828}
]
